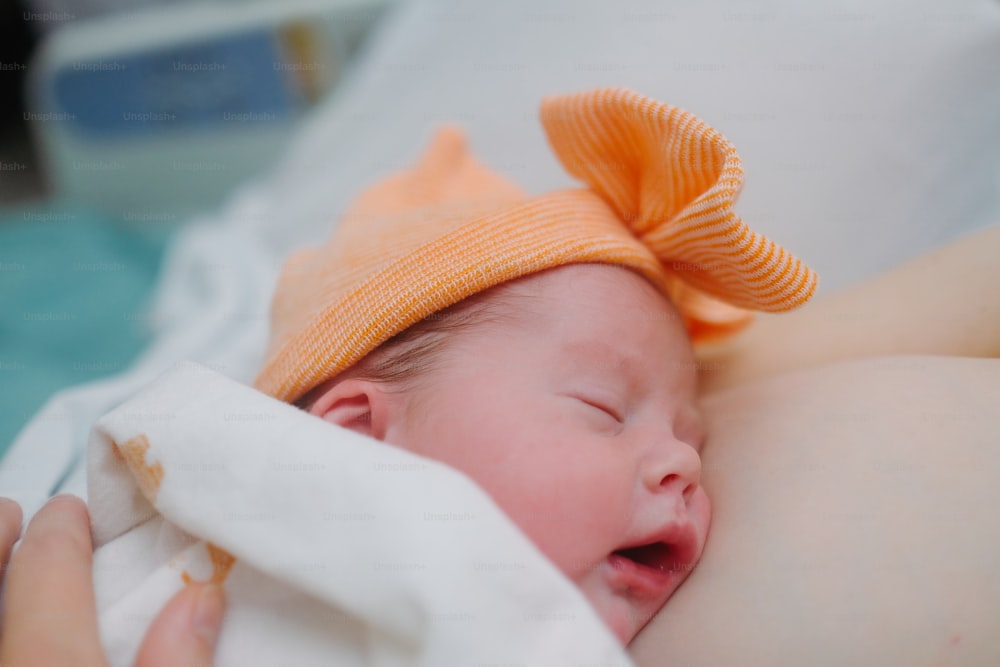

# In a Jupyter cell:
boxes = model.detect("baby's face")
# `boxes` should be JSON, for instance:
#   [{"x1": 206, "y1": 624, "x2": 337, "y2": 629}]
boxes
[{"x1": 384, "y1": 264, "x2": 711, "y2": 643}]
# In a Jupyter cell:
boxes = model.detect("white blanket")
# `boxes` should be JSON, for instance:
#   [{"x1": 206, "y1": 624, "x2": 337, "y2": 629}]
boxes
[{"x1": 88, "y1": 362, "x2": 631, "y2": 666}]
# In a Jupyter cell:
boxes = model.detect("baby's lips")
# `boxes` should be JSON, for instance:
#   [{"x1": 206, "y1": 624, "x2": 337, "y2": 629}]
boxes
[
  {"x1": 638, "y1": 521, "x2": 700, "y2": 571},
  {"x1": 606, "y1": 521, "x2": 701, "y2": 599}
]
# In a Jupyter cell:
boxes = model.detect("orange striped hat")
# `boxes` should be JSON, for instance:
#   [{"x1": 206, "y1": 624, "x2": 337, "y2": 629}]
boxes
[{"x1": 255, "y1": 87, "x2": 817, "y2": 403}]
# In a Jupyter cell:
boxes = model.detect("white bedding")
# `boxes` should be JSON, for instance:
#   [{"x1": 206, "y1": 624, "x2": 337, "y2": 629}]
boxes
[{"x1": 3, "y1": 0, "x2": 999, "y2": 522}]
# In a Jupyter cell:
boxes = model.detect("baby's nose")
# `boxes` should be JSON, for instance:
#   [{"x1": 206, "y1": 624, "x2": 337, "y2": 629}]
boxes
[{"x1": 643, "y1": 439, "x2": 702, "y2": 503}]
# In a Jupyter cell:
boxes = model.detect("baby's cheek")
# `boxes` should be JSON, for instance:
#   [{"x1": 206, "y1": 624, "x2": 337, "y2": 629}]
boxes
[{"x1": 544, "y1": 488, "x2": 631, "y2": 579}]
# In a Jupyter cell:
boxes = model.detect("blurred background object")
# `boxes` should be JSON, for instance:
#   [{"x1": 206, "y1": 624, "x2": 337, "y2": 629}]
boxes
[
  {"x1": 0, "y1": 0, "x2": 44, "y2": 204},
  {"x1": 0, "y1": 0, "x2": 393, "y2": 455},
  {"x1": 25, "y1": 0, "x2": 390, "y2": 216}
]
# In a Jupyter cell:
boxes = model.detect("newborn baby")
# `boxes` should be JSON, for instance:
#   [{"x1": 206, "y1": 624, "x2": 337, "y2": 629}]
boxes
[
  {"x1": 75, "y1": 87, "x2": 815, "y2": 665},
  {"x1": 250, "y1": 86, "x2": 817, "y2": 643},
  {"x1": 297, "y1": 262, "x2": 710, "y2": 642}
]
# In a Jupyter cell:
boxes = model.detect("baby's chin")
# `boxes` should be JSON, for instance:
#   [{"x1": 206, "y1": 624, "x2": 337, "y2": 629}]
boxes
[
  {"x1": 581, "y1": 523, "x2": 711, "y2": 644},
  {"x1": 604, "y1": 601, "x2": 644, "y2": 645},
  {"x1": 578, "y1": 563, "x2": 675, "y2": 645}
]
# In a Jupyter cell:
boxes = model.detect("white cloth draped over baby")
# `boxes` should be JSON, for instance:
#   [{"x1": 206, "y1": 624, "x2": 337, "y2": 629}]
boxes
[{"x1": 88, "y1": 362, "x2": 631, "y2": 667}]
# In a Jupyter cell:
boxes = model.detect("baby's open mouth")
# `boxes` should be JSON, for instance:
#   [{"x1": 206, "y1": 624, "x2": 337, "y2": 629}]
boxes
[
  {"x1": 606, "y1": 524, "x2": 699, "y2": 599},
  {"x1": 612, "y1": 542, "x2": 677, "y2": 573}
]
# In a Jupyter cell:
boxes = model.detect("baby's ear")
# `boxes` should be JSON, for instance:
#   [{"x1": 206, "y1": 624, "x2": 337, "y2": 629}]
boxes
[{"x1": 307, "y1": 378, "x2": 391, "y2": 440}]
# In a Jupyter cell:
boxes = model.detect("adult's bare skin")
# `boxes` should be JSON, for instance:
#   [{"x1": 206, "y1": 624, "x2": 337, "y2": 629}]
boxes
[
  {"x1": 631, "y1": 355, "x2": 1000, "y2": 665},
  {"x1": 632, "y1": 226, "x2": 1000, "y2": 664},
  {"x1": 698, "y1": 224, "x2": 1000, "y2": 394},
  {"x1": 0, "y1": 495, "x2": 225, "y2": 667}
]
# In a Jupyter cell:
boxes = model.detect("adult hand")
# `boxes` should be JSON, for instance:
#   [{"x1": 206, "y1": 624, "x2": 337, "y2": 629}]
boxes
[{"x1": 0, "y1": 495, "x2": 225, "y2": 666}]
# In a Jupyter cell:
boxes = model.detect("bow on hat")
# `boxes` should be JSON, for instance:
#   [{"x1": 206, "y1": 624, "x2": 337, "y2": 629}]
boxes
[{"x1": 255, "y1": 87, "x2": 817, "y2": 403}]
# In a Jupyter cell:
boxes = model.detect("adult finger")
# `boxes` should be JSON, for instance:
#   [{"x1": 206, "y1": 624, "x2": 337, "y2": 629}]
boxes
[
  {"x1": 0, "y1": 497, "x2": 23, "y2": 576},
  {"x1": 134, "y1": 583, "x2": 225, "y2": 667},
  {"x1": 0, "y1": 494, "x2": 105, "y2": 667},
  {"x1": 0, "y1": 497, "x2": 25, "y2": 645}
]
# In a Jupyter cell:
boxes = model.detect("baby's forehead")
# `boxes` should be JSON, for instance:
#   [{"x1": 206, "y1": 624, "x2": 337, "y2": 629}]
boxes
[
  {"x1": 472, "y1": 264, "x2": 685, "y2": 335},
  {"x1": 452, "y1": 262, "x2": 690, "y2": 351},
  {"x1": 556, "y1": 335, "x2": 698, "y2": 395}
]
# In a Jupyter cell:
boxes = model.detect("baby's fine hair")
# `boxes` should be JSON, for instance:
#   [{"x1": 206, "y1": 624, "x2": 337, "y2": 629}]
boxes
[{"x1": 295, "y1": 283, "x2": 535, "y2": 410}]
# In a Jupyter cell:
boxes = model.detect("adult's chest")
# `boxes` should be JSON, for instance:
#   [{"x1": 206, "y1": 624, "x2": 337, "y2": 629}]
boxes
[{"x1": 631, "y1": 355, "x2": 1000, "y2": 666}]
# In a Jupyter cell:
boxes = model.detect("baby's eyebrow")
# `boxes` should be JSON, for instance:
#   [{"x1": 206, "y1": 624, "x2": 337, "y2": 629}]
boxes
[
  {"x1": 564, "y1": 339, "x2": 703, "y2": 408},
  {"x1": 562, "y1": 340, "x2": 644, "y2": 387}
]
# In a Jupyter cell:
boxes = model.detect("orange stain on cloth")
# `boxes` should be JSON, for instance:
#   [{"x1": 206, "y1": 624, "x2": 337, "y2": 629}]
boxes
[
  {"x1": 116, "y1": 434, "x2": 164, "y2": 501},
  {"x1": 182, "y1": 543, "x2": 237, "y2": 587},
  {"x1": 114, "y1": 434, "x2": 238, "y2": 586}
]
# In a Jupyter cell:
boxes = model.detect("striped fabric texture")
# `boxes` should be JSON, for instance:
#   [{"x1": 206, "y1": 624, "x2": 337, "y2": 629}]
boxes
[{"x1": 255, "y1": 87, "x2": 817, "y2": 403}]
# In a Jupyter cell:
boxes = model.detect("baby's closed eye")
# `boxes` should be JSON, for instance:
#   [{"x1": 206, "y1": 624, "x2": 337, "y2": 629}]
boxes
[
  {"x1": 557, "y1": 391, "x2": 626, "y2": 431},
  {"x1": 576, "y1": 396, "x2": 624, "y2": 423}
]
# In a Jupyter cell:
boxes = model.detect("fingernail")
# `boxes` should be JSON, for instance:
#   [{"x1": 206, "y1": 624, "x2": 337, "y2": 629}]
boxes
[{"x1": 193, "y1": 584, "x2": 225, "y2": 645}]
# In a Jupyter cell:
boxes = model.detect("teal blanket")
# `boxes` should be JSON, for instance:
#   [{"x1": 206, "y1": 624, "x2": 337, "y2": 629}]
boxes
[{"x1": 0, "y1": 203, "x2": 174, "y2": 458}]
